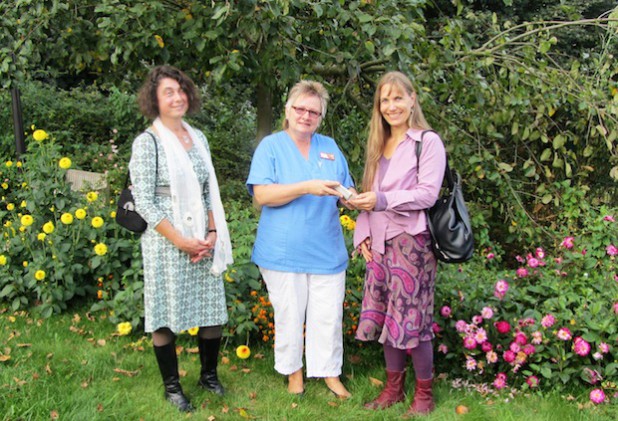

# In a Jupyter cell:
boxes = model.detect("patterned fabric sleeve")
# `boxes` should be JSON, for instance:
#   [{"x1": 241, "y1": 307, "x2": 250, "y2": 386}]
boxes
[{"x1": 129, "y1": 132, "x2": 167, "y2": 226}]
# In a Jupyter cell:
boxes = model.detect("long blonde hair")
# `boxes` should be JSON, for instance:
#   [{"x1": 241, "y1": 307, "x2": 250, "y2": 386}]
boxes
[{"x1": 361, "y1": 71, "x2": 431, "y2": 192}]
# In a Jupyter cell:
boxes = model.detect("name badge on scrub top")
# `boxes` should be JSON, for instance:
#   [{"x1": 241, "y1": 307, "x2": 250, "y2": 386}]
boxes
[{"x1": 320, "y1": 152, "x2": 335, "y2": 160}]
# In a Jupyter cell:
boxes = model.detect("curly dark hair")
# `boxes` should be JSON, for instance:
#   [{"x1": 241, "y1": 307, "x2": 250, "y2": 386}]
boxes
[{"x1": 137, "y1": 65, "x2": 201, "y2": 119}]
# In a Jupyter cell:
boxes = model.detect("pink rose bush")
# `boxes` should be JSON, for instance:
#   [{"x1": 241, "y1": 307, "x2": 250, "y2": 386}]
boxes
[{"x1": 432, "y1": 227, "x2": 618, "y2": 405}]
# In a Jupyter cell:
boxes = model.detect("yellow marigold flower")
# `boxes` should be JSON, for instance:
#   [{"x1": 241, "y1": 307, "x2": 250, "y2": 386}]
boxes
[
  {"x1": 4, "y1": 221, "x2": 11, "y2": 227},
  {"x1": 23, "y1": 261, "x2": 28, "y2": 267},
  {"x1": 61, "y1": 213, "x2": 74, "y2": 224},
  {"x1": 43, "y1": 221, "x2": 55, "y2": 234},
  {"x1": 91, "y1": 216, "x2": 104, "y2": 228},
  {"x1": 94, "y1": 243, "x2": 108, "y2": 256},
  {"x1": 0, "y1": 255, "x2": 7, "y2": 265},
  {"x1": 35, "y1": 270, "x2": 46, "y2": 281},
  {"x1": 117, "y1": 322, "x2": 132, "y2": 336},
  {"x1": 5, "y1": 161, "x2": 13, "y2": 168},
  {"x1": 1, "y1": 183, "x2": 8, "y2": 189},
  {"x1": 188, "y1": 327, "x2": 199, "y2": 336},
  {"x1": 37, "y1": 233, "x2": 46, "y2": 241},
  {"x1": 8, "y1": 316, "x2": 15, "y2": 323},
  {"x1": 154, "y1": 34, "x2": 164, "y2": 48},
  {"x1": 58, "y1": 157, "x2": 72, "y2": 170},
  {"x1": 236, "y1": 345, "x2": 251, "y2": 359},
  {"x1": 33, "y1": 129, "x2": 48, "y2": 141},
  {"x1": 225, "y1": 273, "x2": 234, "y2": 283},
  {"x1": 110, "y1": 210, "x2": 116, "y2": 218},
  {"x1": 75, "y1": 208, "x2": 87, "y2": 219},
  {"x1": 21, "y1": 182, "x2": 26, "y2": 187},
  {"x1": 20, "y1": 201, "x2": 26, "y2": 208},
  {"x1": 16, "y1": 162, "x2": 22, "y2": 168},
  {"x1": 86, "y1": 191, "x2": 98, "y2": 202},
  {"x1": 20, "y1": 214, "x2": 34, "y2": 227},
  {"x1": 19, "y1": 226, "x2": 26, "y2": 233},
  {"x1": 6, "y1": 203, "x2": 14, "y2": 211}
]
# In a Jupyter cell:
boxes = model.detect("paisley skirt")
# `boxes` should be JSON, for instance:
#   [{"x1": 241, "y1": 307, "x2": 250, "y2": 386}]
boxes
[{"x1": 355, "y1": 232, "x2": 437, "y2": 349}]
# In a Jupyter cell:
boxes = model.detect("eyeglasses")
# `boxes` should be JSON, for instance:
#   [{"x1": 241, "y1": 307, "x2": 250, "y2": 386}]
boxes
[{"x1": 291, "y1": 105, "x2": 322, "y2": 119}]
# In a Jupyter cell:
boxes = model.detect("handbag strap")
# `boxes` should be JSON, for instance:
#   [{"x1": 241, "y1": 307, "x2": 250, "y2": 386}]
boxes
[
  {"x1": 416, "y1": 130, "x2": 453, "y2": 190},
  {"x1": 124, "y1": 131, "x2": 158, "y2": 188}
]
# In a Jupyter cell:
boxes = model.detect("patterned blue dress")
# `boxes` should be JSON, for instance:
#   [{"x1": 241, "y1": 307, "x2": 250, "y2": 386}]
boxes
[{"x1": 129, "y1": 130, "x2": 228, "y2": 333}]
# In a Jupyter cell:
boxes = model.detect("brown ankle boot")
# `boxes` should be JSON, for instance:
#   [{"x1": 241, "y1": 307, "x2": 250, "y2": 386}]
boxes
[
  {"x1": 364, "y1": 369, "x2": 406, "y2": 410},
  {"x1": 405, "y1": 378, "x2": 434, "y2": 416}
]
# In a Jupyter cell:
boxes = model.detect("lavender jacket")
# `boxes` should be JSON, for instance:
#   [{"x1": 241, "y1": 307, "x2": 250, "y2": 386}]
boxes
[{"x1": 353, "y1": 129, "x2": 446, "y2": 254}]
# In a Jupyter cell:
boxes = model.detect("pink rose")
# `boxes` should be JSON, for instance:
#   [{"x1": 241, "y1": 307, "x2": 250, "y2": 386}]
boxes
[
  {"x1": 440, "y1": 305, "x2": 452, "y2": 318},
  {"x1": 535, "y1": 247, "x2": 545, "y2": 259},
  {"x1": 463, "y1": 336, "x2": 477, "y2": 350},
  {"x1": 599, "y1": 342, "x2": 610, "y2": 354},
  {"x1": 514, "y1": 332, "x2": 528, "y2": 345},
  {"x1": 573, "y1": 337, "x2": 591, "y2": 356},
  {"x1": 606, "y1": 244, "x2": 618, "y2": 256},
  {"x1": 493, "y1": 373, "x2": 507, "y2": 389},
  {"x1": 561, "y1": 236, "x2": 574, "y2": 249},
  {"x1": 509, "y1": 342, "x2": 521, "y2": 353},
  {"x1": 481, "y1": 341, "x2": 493, "y2": 352},
  {"x1": 438, "y1": 343, "x2": 448, "y2": 354},
  {"x1": 541, "y1": 314, "x2": 556, "y2": 328},
  {"x1": 495, "y1": 321, "x2": 511, "y2": 334},
  {"x1": 487, "y1": 252, "x2": 495, "y2": 260},
  {"x1": 523, "y1": 344, "x2": 536, "y2": 355},
  {"x1": 516, "y1": 267, "x2": 528, "y2": 278},
  {"x1": 455, "y1": 320, "x2": 468, "y2": 333},
  {"x1": 556, "y1": 327, "x2": 572, "y2": 341},
  {"x1": 503, "y1": 350, "x2": 516, "y2": 363},
  {"x1": 486, "y1": 350, "x2": 498, "y2": 364},
  {"x1": 526, "y1": 375, "x2": 539, "y2": 388},
  {"x1": 590, "y1": 388, "x2": 606, "y2": 404},
  {"x1": 603, "y1": 215, "x2": 615, "y2": 222},
  {"x1": 472, "y1": 315, "x2": 483, "y2": 325},
  {"x1": 531, "y1": 331, "x2": 543, "y2": 344},
  {"x1": 527, "y1": 257, "x2": 539, "y2": 268},
  {"x1": 432, "y1": 322, "x2": 442, "y2": 334},
  {"x1": 481, "y1": 306, "x2": 494, "y2": 319}
]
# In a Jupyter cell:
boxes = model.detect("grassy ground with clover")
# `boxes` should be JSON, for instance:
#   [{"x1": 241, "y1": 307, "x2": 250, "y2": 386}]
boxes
[{"x1": 1, "y1": 128, "x2": 617, "y2": 420}]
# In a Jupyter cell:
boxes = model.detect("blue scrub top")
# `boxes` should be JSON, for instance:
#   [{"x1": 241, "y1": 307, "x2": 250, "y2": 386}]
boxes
[{"x1": 246, "y1": 131, "x2": 354, "y2": 274}]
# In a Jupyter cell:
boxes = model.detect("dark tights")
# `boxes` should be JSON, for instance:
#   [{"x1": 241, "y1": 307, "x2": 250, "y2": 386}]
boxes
[
  {"x1": 152, "y1": 326, "x2": 222, "y2": 346},
  {"x1": 383, "y1": 341, "x2": 433, "y2": 380}
]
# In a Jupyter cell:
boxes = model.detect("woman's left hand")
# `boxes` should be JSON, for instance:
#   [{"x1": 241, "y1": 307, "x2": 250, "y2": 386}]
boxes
[
  {"x1": 191, "y1": 231, "x2": 216, "y2": 263},
  {"x1": 348, "y1": 191, "x2": 377, "y2": 211}
]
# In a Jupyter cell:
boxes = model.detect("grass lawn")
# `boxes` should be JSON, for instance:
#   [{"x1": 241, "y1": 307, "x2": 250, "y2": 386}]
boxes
[{"x1": 1, "y1": 305, "x2": 615, "y2": 421}]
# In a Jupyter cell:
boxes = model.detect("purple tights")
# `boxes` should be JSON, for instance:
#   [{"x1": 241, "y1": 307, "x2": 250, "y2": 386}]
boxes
[{"x1": 384, "y1": 341, "x2": 433, "y2": 380}]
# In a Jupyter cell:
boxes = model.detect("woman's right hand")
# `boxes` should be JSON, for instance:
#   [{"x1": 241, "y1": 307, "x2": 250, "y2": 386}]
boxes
[
  {"x1": 359, "y1": 237, "x2": 373, "y2": 263},
  {"x1": 349, "y1": 191, "x2": 377, "y2": 211}
]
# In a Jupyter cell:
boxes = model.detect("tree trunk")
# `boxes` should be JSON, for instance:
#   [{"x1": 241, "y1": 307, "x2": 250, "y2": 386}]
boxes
[{"x1": 255, "y1": 83, "x2": 273, "y2": 145}]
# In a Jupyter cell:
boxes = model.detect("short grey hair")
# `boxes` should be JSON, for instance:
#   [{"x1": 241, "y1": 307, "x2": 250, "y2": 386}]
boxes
[{"x1": 282, "y1": 80, "x2": 329, "y2": 129}]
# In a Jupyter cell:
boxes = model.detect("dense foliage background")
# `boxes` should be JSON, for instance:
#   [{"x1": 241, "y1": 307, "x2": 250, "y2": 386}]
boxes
[{"x1": 1, "y1": 0, "x2": 618, "y2": 403}]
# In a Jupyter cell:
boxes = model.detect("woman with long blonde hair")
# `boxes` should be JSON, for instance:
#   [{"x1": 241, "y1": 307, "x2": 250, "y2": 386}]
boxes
[{"x1": 349, "y1": 71, "x2": 446, "y2": 416}]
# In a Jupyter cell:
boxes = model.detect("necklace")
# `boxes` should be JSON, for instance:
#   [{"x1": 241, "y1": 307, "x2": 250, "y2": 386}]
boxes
[{"x1": 179, "y1": 134, "x2": 191, "y2": 145}]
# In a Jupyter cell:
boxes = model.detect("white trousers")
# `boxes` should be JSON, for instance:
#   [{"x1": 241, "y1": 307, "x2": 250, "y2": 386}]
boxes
[{"x1": 260, "y1": 268, "x2": 346, "y2": 378}]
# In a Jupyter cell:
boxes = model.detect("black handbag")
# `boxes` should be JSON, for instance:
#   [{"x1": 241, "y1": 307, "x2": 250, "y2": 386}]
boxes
[
  {"x1": 115, "y1": 132, "x2": 158, "y2": 234},
  {"x1": 416, "y1": 131, "x2": 474, "y2": 263}
]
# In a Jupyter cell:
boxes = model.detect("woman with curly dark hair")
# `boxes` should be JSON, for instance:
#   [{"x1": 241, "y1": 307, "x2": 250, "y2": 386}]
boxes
[{"x1": 130, "y1": 65, "x2": 233, "y2": 412}]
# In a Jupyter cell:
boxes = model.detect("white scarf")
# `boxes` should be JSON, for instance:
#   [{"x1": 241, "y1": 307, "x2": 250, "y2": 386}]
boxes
[{"x1": 153, "y1": 118, "x2": 233, "y2": 275}]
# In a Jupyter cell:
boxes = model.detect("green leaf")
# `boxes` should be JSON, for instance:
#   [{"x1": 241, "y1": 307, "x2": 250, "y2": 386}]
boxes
[
  {"x1": 552, "y1": 135, "x2": 566, "y2": 149},
  {"x1": 497, "y1": 162, "x2": 513, "y2": 172},
  {"x1": 540, "y1": 149, "x2": 552, "y2": 161}
]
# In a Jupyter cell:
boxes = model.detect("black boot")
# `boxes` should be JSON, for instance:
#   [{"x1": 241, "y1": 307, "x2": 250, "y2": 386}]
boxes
[
  {"x1": 197, "y1": 337, "x2": 225, "y2": 396},
  {"x1": 153, "y1": 343, "x2": 194, "y2": 412}
]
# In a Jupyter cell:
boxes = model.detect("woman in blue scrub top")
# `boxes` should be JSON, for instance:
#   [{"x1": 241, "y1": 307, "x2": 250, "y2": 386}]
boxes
[{"x1": 247, "y1": 80, "x2": 355, "y2": 398}]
